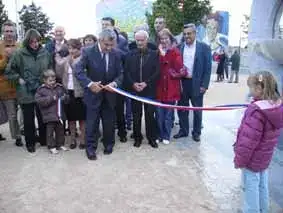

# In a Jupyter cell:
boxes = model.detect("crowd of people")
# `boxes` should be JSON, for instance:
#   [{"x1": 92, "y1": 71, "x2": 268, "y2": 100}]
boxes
[
  {"x1": 214, "y1": 48, "x2": 241, "y2": 83},
  {"x1": 0, "y1": 17, "x2": 212, "y2": 156},
  {"x1": 0, "y1": 15, "x2": 282, "y2": 213}
]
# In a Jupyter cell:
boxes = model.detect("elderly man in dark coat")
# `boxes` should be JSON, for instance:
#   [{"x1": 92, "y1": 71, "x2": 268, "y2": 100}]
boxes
[{"x1": 125, "y1": 30, "x2": 160, "y2": 148}]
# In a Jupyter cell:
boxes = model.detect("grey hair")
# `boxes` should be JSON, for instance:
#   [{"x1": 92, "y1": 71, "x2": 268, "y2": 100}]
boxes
[
  {"x1": 133, "y1": 24, "x2": 149, "y2": 34},
  {"x1": 135, "y1": 30, "x2": 149, "y2": 39},
  {"x1": 1, "y1": 20, "x2": 16, "y2": 34},
  {"x1": 98, "y1": 29, "x2": 116, "y2": 41},
  {"x1": 183, "y1": 23, "x2": 196, "y2": 32}
]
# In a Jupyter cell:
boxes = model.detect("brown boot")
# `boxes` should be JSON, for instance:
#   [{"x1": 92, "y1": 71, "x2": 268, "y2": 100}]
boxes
[{"x1": 79, "y1": 121, "x2": 85, "y2": 149}]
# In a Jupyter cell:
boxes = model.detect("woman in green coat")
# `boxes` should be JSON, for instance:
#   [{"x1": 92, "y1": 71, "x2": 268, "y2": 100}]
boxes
[{"x1": 5, "y1": 29, "x2": 52, "y2": 153}]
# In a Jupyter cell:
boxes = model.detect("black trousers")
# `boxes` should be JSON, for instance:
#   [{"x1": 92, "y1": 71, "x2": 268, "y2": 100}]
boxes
[
  {"x1": 21, "y1": 103, "x2": 46, "y2": 148},
  {"x1": 46, "y1": 121, "x2": 65, "y2": 149},
  {"x1": 131, "y1": 100, "x2": 157, "y2": 142},
  {"x1": 116, "y1": 94, "x2": 127, "y2": 138},
  {"x1": 224, "y1": 64, "x2": 229, "y2": 79},
  {"x1": 86, "y1": 99, "x2": 115, "y2": 154}
]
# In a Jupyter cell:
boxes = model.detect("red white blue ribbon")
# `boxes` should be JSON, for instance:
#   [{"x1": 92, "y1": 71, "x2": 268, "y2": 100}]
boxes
[
  {"x1": 57, "y1": 98, "x2": 63, "y2": 124},
  {"x1": 109, "y1": 86, "x2": 248, "y2": 111}
]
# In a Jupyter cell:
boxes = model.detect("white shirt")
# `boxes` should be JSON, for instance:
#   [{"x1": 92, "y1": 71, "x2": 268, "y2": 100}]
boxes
[
  {"x1": 98, "y1": 43, "x2": 109, "y2": 72},
  {"x1": 55, "y1": 40, "x2": 65, "y2": 52},
  {"x1": 183, "y1": 40, "x2": 196, "y2": 77},
  {"x1": 87, "y1": 43, "x2": 110, "y2": 88},
  {"x1": 67, "y1": 64, "x2": 74, "y2": 90}
]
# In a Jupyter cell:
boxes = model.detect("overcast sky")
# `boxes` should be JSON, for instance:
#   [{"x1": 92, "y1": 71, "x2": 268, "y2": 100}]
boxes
[{"x1": 3, "y1": 0, "x2": 253, "y2": 45}]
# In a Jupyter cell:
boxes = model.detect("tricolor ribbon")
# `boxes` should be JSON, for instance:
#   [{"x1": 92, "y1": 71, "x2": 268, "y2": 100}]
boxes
[
  {"x1": 109, "y1": 86, "x2": 248, "y2": 111},
  {"x1": 57, "y1": 98, "x2": 63, "y2": 124}
]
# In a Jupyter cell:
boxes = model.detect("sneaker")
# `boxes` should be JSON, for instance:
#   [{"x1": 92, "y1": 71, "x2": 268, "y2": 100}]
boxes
[
  {"x1": 70, "y1": 142, "x2": 77, "y2": 149},
  {"x1": 149, "y1": 140, "x2": 158, "y2": 148},
  {"x1": 162, "y1": 139, "x2": 170, "y2": 145},
  {"x1": 50, "y1": 148, "x2": 59, "y2": 154},
  {"x1": 156, "y1": 139, "x2": 161, "y2": 143},
  {"x1": 15, "y1": 138, "x2": 23, "y2": 147},
  {"x1": 27, "y1": 146, "x2": 35, "y2": 153},
  {"x1": 0, "y1": 134, "x2": 6, "y2": 141},
  {"x1": 79, "y1": 144, "x2": 85, "y2": 149},
  {"x1": 59, "y1": 146, "x2": 69, "y2": 151}
]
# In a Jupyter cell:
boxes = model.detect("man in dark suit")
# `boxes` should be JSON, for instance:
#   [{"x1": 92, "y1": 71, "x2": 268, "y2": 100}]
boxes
[
  {"x1": 101, "y1": 17, "x2": 129, "y2": 142},
  {"x1": 75, "y1": 29, "x2": 123, "y2": 160},
  {"x1": 174, "y1": 23, "x2": 212, "y2": 142},
  {"x1": 101, "y1": 17, "x2": 128, "y2": 54},
  {"x1": 125, "y1": 30, "x2": 160, "y2": 148}
]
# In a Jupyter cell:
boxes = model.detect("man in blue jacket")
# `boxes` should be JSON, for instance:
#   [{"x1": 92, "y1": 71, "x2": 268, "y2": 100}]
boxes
[
  {"x1": 75, "y1": 29, "x2": 123, "y2": 160},
  {"x1": 174, "y1": 23, "x2": 212, "y2": 142}
]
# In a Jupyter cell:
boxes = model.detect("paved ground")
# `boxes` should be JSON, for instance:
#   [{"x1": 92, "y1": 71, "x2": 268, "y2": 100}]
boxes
[{"x1": 0, "y1": 73, "x2": 283, "y2": 213}]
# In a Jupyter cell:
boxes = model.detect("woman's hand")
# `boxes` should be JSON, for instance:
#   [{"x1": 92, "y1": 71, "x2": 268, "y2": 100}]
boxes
[{"x1": 19, "y1": 78, "x2": 26, "y2": 85}]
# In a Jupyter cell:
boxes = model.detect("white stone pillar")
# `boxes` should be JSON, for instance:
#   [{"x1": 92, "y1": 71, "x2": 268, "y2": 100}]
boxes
[
  {"x1": 248, "y1": 0, "x2": 283, "y2": 149},
  {"x1": 248, "y1": 0, "x2": 283, "y2": 90}
]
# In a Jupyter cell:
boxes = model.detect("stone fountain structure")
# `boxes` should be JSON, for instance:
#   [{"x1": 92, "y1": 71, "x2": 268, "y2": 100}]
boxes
[{"x1": 248, "y1": 0, "x2": 283, "y2": 149}]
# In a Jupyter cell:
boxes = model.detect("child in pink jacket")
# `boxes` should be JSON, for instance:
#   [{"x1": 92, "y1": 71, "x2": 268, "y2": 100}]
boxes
[{"x1": 234, "y1": 71, "x2": 283, "y2": 213}]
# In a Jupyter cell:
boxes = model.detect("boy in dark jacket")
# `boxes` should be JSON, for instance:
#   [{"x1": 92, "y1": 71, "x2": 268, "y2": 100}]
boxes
[{"x1": 35, "y1": 69, "x2": 69, "y2": 154}]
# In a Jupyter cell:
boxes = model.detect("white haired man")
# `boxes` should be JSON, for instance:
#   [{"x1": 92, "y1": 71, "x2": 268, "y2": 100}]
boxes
[
  {"x1": 125, "y1": 30, "x2": 160, "y2": 148},
  {"x1": 45, "y1": 26, "x2": 69, "y2": 82}
]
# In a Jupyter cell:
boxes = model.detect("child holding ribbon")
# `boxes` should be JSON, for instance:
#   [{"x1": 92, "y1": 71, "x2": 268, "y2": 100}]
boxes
[
  {"x1": 35, "y1": 69, "x2": 69, "y2": 154},
  {"x1": 233, "y1": 71, "x2": 283, "y2": 213}
]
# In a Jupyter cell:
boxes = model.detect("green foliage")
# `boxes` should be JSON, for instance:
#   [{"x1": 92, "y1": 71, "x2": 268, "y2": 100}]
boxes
[
  {"x1": 0, "y1": 0, "x2": 8, "y2": 35},
  {"x1": 146, "y1": 0, "x2": 211, "y2": 35},
  {"x1": 19, "y1": 2, "x2": 54, "y2": 38}
]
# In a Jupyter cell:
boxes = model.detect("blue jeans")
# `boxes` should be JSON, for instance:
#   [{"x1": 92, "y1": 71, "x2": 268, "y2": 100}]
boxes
[
  {"x1": 177, "y1": 79, "x2": 203, "y2": 136},
  {"x1": 242, "y1": 168, "x2": 269, "y2": 213},
  {"x1": 156, "y1": 101, "x2": 175, "y2": 140}
]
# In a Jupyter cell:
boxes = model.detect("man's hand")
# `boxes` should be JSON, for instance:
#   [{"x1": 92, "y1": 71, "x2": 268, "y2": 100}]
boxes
[
  {"x1": 133, "y1": 82, "x2": 147, "y2": 92},
  {"x1": 139, "y1": 82, "x2": 147, "y2": 91},
  {"x1": 89, "y1": 81, "x2": 103, "y2": 93},
  {"x1": 104, "y1": 82, "x2": 117, "y2": 92},
  {"x1": 55, "y1": 53, "x2": 61, "y2": 61},
  {"x1": 200, "y1": 87, "x2": 207, "y2": 94},
  {"x1": 5, "y1": 47, "x2": 13, "y2": 58},
  {"x1": 133, "y1": 83, "x2": 142, "y2": 92}
]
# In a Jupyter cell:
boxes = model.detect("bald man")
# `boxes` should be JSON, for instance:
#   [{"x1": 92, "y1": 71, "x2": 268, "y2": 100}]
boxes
[
  {"x1": 45, "y1": 26, "x2": 69, "y2": 82},
  {"x1": 124, "y1": 30, "x2": 160, "y2": 148},
  {"x1": 129, "y1": 25, "x2": 157, "y2": 51}
]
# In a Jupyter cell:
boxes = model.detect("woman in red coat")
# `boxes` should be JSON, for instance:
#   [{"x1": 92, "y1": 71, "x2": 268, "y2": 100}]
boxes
[{"x1": 156, "y1": 28, "x2": 186, "y2": 145}]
